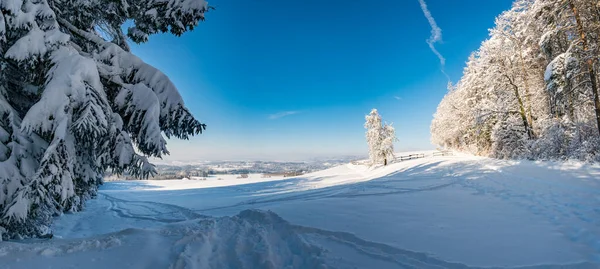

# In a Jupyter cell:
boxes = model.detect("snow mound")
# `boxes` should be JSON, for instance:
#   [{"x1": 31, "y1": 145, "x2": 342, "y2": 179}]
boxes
[
  {"x1": 0, "y1": 210, "x2": 327, "y2": 269},
  {"x1": 168, "y1": 210, "x2": 326, "y2": 269}
]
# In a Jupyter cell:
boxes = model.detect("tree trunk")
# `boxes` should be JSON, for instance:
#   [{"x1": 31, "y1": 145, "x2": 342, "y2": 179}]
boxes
[
  {"x1": 569, "y1": 0, "x2": 600, "y2": 136},
  {"x1": 559, "y1": 35, "x2": 576, "y2": 121},
  {"x1": 503, "y1": 32, "x2": 536, "y2": 136},
  {"x1": 567, "y1": 89, "x2": 575, "y2": 121},
  {"x1": 515, "y1": 87, "x2": 533, "y2": 139},
  {"x1": 518, "y1": 50, "x2": 535, "y2": 136},
  {"x1": 505, "y1": 74, "x2": 533, "y2": 139}
]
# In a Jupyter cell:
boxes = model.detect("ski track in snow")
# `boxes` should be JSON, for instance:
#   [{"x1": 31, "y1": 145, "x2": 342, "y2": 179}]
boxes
[
  {"x1": 0, "y1": 154, "x2": 599, "y2": 268},
  {"x1": 102, "y1": 192, "x2": 206, "y2": 223}
]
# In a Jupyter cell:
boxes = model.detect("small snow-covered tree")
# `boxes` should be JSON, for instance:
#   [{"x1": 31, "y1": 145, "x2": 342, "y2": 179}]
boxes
[
  {"x1": 365, "y1": 109, "x2": 383, "y2": 164},
  {"x1": 0, "y1": 0, "x2": 209, "y2": 240},
  {"x1": 365, "y1": 109, "x2": 397, "y2": 165},
  {"x1": 380, "y1": 123, "x2": 397, "y2": 165}
]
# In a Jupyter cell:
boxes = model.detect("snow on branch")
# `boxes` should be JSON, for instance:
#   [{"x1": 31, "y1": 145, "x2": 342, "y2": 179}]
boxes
[
  {"x1": 115, "y1": 83, "x2": 168, "y2": 157},
  {"x1": 57, "y1": 16, "x2": 206, "y2": 139},
  {"x1": 126, "y1": 0, "x2": 209, "y2": 43},
  {"x1": 21, "y1": 47, "x2": 108, "y2": 139}
]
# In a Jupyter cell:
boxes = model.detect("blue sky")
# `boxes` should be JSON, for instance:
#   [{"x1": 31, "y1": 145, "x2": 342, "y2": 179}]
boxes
[{"x1": 131, "y1": 0, "x2": 514, "y2": 161}]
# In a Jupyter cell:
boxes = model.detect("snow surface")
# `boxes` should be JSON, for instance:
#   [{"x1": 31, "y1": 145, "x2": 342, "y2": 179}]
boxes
[{"x1": 1, "y1": 152, "x2": 599, "y2": 268}]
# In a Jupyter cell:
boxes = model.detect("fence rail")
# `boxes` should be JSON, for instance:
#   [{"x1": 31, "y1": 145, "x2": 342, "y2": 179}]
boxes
[
  {"x1": 398, "y1": 153, "x2": 425, "y2": 161},
  {"x1": 351, "y1": 151, "x2": 454, "y2": 166}
]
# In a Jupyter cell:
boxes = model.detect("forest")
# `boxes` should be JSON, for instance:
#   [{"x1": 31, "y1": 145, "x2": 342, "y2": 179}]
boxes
[{"x1": 431, "y1": 0, "x2": 600, "y2": 162}]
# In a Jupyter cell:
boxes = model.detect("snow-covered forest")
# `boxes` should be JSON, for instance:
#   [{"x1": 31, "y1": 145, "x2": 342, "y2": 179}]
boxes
[
  {"x1": 0, "y1": 0, "x2": 208, "y2": 240},
  {"x1": 431, "y1": 0, "x2": 600, "y2": 161}
]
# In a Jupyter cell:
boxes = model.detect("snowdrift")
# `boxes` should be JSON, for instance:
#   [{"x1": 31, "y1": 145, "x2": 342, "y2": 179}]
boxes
[{"x1": 1, "y1": 210, "x2": 326, "y2": 269}]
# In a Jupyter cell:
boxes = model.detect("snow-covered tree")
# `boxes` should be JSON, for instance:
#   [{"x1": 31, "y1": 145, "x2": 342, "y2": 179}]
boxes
[
  {"x1": 0, "y1": 0, "x2": 209, "y2": 240},
  {"x1": 431, "y1": 0, "x2": 600, "y2": 162},
  {"x1": 365, "y1": 109, "x2": 397, "y2": 165},
  {"x1": 380, "y1": 124, "x2": 397, "y2": 166},
  {"x1": 365, "y1": 109, "x2": 383, "y2": 164}
]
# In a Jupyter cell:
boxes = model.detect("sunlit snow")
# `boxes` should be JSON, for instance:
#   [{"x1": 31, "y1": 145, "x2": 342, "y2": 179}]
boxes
[{"x1": 1, "y1": 152, "x2": 598, "y2": 268}]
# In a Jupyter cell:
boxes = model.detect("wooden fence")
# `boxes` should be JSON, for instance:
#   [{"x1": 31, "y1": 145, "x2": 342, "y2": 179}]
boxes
[
  {"x1": 390, "y1": 150, "x2": 453, "y2": 164},
  {"x1": 398, "y1": 153, "x2": 425, "y2": 161},
  {"x1": 352, "y1": 151, "x2": 453, "y2": 166}
]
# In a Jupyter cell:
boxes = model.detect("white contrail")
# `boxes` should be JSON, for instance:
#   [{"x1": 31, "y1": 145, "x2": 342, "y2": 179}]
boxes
[{"x1": 417, "y1": 0, "x2": 449, "y2": 79}]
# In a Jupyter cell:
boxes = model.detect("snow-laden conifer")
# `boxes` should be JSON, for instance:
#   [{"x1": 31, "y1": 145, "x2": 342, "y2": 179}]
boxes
[{"x1": 0, "y1": 0, "x2": 209, "y2": 239}]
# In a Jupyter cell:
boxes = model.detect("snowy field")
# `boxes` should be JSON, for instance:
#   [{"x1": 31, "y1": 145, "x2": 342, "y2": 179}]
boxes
[{"x1": 1, "y1": 152, "x2": 600, "y2": 268}]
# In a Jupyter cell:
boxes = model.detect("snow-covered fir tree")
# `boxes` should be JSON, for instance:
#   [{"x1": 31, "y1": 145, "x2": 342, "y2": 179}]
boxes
[
  {"x1": 365, "y1": 109, "x2": 397, "y2": 165},
  {"x1": 431, "y1": 0, "x2": 600, "y2": 162},
  {"x1": 0, "y1": 0, "x2": 209, "y2": 240}
]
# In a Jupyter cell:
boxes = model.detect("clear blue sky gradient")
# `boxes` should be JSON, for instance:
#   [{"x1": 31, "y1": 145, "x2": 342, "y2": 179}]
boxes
[{"x1": 131, "y1": 0, "x2": 514, "y2": 161}]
